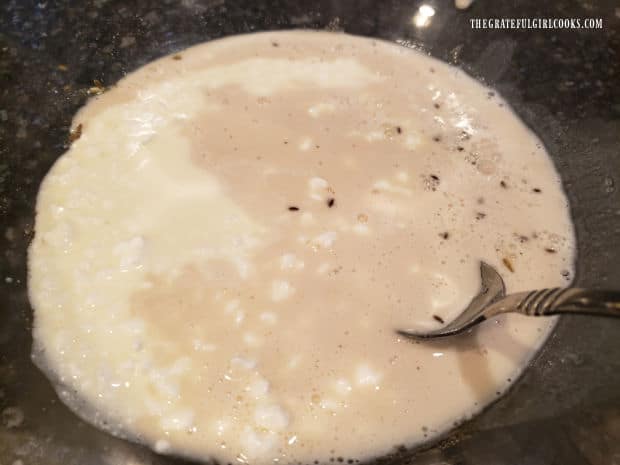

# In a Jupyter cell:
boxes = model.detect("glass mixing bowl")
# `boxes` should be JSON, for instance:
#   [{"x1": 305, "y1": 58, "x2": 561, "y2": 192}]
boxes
[{"x1": 1, "y1": 1, "x2": 618, "y2": 464}]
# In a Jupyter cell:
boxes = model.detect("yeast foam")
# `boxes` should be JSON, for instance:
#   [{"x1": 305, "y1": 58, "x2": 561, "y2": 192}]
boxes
[{"x1": 29, "y1": 31, "x2": 575, "y2": 464}]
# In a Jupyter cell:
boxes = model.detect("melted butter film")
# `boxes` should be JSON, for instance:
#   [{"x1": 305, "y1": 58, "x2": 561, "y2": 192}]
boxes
[{"x1": 29, "y1": 31, "x2": 575, "y2": 464}]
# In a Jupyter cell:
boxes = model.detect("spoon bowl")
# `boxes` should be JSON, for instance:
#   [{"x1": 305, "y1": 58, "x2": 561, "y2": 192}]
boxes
[{"x1": 398, "y1": 261, "x2": 620, "y2": 339}]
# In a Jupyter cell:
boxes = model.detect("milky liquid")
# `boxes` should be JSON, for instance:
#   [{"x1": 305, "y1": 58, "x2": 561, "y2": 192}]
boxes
[{"x1": 28, "y1": 31, "x2": 575, "y2": 464}]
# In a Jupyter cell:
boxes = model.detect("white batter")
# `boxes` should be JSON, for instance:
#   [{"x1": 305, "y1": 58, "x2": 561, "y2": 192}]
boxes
[{"x1": 28, "y1": 31, "x2": 575, "y2": 464}]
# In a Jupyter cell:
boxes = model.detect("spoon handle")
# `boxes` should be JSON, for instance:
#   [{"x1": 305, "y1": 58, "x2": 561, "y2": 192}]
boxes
[{"x1": 503, "y1": 288, "x2": 620, "y2": 317}]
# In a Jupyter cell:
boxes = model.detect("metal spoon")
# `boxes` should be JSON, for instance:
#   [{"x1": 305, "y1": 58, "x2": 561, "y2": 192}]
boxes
[{"x1": 398, "y1": 261, "x2": 620, "y2": 339}]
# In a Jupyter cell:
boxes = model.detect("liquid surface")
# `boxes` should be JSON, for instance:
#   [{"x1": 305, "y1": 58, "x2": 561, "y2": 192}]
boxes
[{"x1": 29, "y1": 31, "x2": 575, "y2": 464}]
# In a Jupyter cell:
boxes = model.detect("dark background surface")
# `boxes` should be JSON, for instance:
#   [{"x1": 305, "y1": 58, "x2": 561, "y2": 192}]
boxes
[{"x1": 1, "y1": 1, "x2": 619, "y2": 464}]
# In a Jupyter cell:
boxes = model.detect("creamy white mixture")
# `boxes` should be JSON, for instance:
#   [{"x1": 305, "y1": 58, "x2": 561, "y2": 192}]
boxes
[{"x1": 29, "y1": 31, "x2": 575, "y2": 464}]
